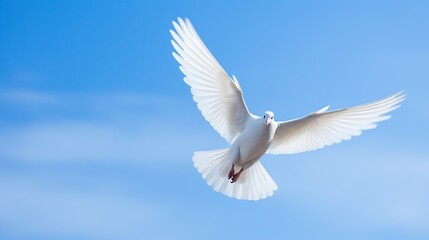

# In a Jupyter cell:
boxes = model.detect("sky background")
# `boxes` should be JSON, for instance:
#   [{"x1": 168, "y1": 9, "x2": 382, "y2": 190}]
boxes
[{"x1": 1, "y1": 0, "x2": 428, "y2": 239}]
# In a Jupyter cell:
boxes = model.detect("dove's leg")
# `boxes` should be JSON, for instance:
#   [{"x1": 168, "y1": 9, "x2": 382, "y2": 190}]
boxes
[
  {"x1": 230, "y1": 167, "x2": 244, "y2": 183},
  {"x1": 230, "y1": 157, "x2": 261, "y2": 183},
  {"x1": 228, "y1": 164, "x2": 235, "y2": 180},
  {"x1": 228, "y1": 147, "x2": 241, "y2": 180}
]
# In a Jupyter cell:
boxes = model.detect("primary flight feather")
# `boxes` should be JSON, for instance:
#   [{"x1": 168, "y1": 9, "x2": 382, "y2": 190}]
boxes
[{"x1": 171, "y1": 17, "x2": 405, "y2": 201}]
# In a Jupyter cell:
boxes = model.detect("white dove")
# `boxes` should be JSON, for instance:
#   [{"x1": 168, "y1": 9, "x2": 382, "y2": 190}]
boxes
[{"x1": 170, "y1": 17, "x2": 405, "y2": 201}]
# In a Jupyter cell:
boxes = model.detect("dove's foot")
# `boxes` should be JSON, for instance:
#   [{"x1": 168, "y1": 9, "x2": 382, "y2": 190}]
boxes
[
  {"x1": 230, "y1": 168, "x2": 244, "y2": 183},
  {"x1": 228, "y1": 164, "x2": 235, "y2": 180}
]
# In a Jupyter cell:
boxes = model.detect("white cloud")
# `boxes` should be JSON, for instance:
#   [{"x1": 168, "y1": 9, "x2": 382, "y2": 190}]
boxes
[
  {"x1": 0, "y1": 89, "x2": 61, "y2": 105},
  {"x1": 11, "y1": 72, "x2": 46, "y2": 83},
  {"x1": 270, "y1": 147, "x2": 429, "y2": 233},
  {"x1": 0, "y1": 121, "x2": 202, "y2": 166},
  {"x1": 0, "y1": 175, "x2": 163, "y2": 238},
  {"x1": 0, "y1": 89, "x2": 213, "y2": 165}
]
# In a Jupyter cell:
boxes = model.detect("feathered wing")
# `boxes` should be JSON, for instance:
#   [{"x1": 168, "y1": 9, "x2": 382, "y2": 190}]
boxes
[
  {"x1": 268, "y1": 92, "x2": 406, "y2": 155},
  {"x1": 171, "y1": 18, "x2": 252, "y2": 143}
]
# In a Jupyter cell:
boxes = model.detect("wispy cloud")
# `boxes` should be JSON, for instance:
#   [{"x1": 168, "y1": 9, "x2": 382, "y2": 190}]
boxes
[
  {"x1": 0, "y1": 89, "x2": 212, "y2": 165},
  {"x1": 0, "y1": 120, "x2": 204, "y2": 166},
  {"x1": 0, "y1": 174, "x2": 163, "y2": 238},
  {"x1": 0, "y1": 89, "x2": 61, "y2": 105},
  {"x1": 12, "y1": 72, "x2": 46, "y2": 82},
  {"x1": 270, "y1": 148, "x2": 429, "y2": 233},
  {"x1": 0, "y1": 89, "x2": 190, "y2": 120}
]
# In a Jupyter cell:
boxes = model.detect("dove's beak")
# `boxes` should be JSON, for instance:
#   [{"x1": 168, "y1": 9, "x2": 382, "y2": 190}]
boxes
[{"x1": 265, "y1": 119, "x2": 271, "y2": 125}]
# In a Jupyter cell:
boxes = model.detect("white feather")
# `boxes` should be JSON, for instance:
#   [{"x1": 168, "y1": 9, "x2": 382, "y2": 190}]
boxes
[
  {"x1": 268, "y1": 92, "x2": 406, "y2": 154},
  {"x1": 193, "y1": 148, "x2": 277, "y2": 201},
  {"x1": 171, "y1": 18, "x2": 253, "y2": 144}
]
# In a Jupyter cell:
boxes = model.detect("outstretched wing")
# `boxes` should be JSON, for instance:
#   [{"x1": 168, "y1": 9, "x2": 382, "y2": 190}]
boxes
[
  {"x1": 268, "y1": 92, "x2": 405, "y2": 155},
  {"x1": 171, "y1": 18, "x2": 253, "y2": 143}
]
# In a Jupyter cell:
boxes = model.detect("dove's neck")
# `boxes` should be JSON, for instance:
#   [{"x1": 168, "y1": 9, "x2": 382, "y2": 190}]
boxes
[
  {"x1": 266, "y1": 121, "x2": 277, "y2": 142},
  {"x1": 253, "y1": 118, "x2": 277, "y2": 142}
]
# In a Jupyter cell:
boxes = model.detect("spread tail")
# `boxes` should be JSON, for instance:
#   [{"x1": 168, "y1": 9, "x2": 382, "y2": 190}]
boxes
[{"x1": 192, "y1": 148, "x2": 278, "y2": 201}]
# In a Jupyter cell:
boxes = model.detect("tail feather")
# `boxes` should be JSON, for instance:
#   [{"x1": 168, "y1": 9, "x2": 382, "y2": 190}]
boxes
[{"x1": 193, "y1": 148, "x2": 278, "y2": 201}]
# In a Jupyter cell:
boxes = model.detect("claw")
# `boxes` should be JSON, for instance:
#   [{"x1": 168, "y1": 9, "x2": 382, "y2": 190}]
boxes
[
  {"x1": 228, "y1": 164, "x2": 235, "y2": 180},
  {"x1": 230, "y1": 167, "x2": 244, "y2": 183}
]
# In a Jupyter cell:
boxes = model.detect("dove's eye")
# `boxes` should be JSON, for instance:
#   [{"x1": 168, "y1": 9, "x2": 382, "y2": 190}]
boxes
[
  {"x1": 263, "y1": 116, "x2": 265, "y2": 118},
  {"x1": 271, "y1": 117, "x2": 273, "y2": 119}
]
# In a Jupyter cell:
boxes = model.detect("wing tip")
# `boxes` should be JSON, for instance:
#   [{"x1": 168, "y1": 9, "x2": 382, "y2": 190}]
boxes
[
  {"x1": 173, "y1": 17, "x2": 193, "y2": 34},
  {"x1": 389, "y1": 90, "x2": 406, "y2": 109},
  {"x1": 396, "y1": 91, "x2": 407, "y2": 101},
  {"x1": 184, "y1": 17, "x2": 191, "y2": 24},
  {"x1": 389, "y1": 90, "x2": 406, "y2": 102}
]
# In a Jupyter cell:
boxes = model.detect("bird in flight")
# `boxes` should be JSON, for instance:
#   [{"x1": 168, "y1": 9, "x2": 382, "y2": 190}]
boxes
[{"x1": 170, "y1": 17, "x2": 405, "y2": 201}]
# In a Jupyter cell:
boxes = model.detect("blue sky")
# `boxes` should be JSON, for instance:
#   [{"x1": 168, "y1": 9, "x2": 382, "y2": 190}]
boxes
[{"x1": 1, "y1": 0, "x2": 428, "y2": 239}]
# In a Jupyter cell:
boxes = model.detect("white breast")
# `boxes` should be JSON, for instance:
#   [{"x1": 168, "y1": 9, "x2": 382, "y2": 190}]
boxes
[{"x1": 231, "y1": 118, "x2": 277, "y2": 168}]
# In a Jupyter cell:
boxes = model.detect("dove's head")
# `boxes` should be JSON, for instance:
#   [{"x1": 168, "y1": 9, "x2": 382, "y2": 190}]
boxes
[{"x1": 263, "y1": 111, "x2": 274, "y2": 125}]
